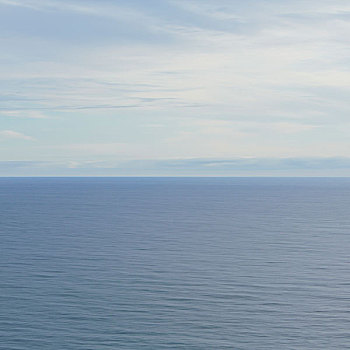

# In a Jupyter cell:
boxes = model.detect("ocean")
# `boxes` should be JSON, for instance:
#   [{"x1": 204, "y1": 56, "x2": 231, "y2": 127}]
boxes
[{"x1": 1, "y1": 177, "x2": 350, "y2": 349}]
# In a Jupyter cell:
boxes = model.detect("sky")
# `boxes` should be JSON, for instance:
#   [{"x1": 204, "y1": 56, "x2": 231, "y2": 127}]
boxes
[{"x1": 1, "y1": 0, "x2": 350, "y2": 176}]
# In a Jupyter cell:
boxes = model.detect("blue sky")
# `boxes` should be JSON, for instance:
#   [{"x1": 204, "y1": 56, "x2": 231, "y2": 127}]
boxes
[{"x1": 1, "y1": 0, "x2": 350, "y2": 176}]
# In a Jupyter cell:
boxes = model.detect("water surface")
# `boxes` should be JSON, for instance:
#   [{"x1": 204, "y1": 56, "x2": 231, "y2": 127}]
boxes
[{"x1": 1, "y1": 177, "x2": 350, "y2": 349}]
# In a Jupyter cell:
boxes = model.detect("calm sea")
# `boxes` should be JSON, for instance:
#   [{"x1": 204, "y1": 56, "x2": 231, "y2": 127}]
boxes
[{"x1": 1, "y1": 177, "x2": 350, "y2": 349}]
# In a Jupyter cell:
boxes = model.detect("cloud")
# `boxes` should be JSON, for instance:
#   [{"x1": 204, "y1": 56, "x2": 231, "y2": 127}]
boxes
[
  {"x1": 270, "y1": 122, "x2": 320, "y2": 133},
  {"x1": 0, "y1": 0, "x2": 173, "y2": 46},
  {"x1": 59, "y1": 143, "x2": 127, "y2": 156},
  {"x1": 2, "y1": 157, "x2": 350, "y2": 176},
  {"x1": 1, "y1": 0, "x2": 350, "y2": 171},
  {"x1": 1, "y1": 0, "x2": 349, "y2": 120},
  {"x1": 0, "y1": 110, "x2": 49, "y2": 118},
  {"x1": 0, "y1": 130, "x2": 35, "y2": 141}
]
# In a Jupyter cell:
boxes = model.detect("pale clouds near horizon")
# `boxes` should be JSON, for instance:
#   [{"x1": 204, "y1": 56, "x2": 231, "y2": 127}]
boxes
[{"x1": 1, "y1": 0, "x2": 350, "y2": 175}]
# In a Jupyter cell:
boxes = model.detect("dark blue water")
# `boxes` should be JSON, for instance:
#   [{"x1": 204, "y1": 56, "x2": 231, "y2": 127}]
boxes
[{"x1": 1, "y1": 177, "x2": 350, "y2": 349}]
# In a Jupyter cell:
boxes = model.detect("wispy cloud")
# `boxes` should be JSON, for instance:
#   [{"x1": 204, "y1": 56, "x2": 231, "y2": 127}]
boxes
[
  {"x1": 2, "y1": 157, "x2": 350, "y2": 176},
  {"x1": 0, "y1": 110, "x2": 49, "y2": 119},
  {"x1": 0, "y1": 130, "x2": 35, "y2": 141},
  {"x1": 1, "y1": 0, "x2": 350, "y2": 175}
]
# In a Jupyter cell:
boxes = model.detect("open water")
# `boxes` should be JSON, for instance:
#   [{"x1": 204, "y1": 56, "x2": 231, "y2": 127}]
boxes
[{"x1": 1, "y1": 177, "x2": 350, "y2": 349}]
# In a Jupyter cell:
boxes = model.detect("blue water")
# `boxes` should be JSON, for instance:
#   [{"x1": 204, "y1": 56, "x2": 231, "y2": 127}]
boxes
[{"x1": 1, "y1": 177, "x2": 350, "y2": 349}]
